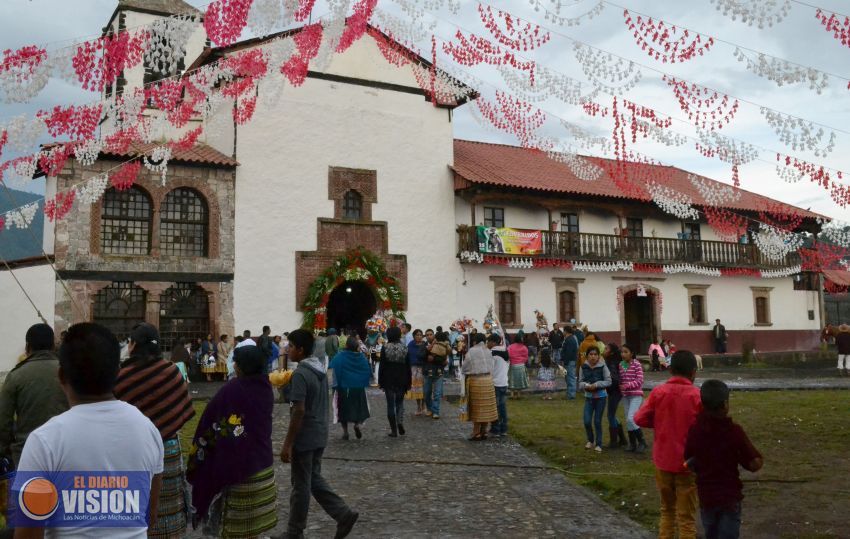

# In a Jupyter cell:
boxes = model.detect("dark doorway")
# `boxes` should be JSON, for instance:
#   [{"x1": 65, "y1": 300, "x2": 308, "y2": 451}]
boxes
[
  {"x1": 326, "y1": 280, "x2": 377, "y2": 338},
  {"x1": 624, "y1": 290, "x2": 656, "y2": 354}
]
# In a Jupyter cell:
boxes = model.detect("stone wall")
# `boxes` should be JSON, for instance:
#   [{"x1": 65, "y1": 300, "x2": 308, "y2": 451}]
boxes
[
  {"x1": 50, "y1": 158, "x2": 236, "y2": 338},
  {"x1": 55, "y1": 159, "x2": 236, "y2": 274}
]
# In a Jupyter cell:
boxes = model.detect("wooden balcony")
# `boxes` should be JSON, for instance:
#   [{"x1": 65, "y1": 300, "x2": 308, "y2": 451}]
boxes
[{"x1": 457, "y1": 226, "x2": 800, "y2": 268}]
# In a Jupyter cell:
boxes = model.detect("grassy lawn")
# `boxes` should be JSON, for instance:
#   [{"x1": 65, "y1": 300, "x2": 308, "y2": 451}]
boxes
[
  {"x1": 179, "y1": 400, "x2": 207, "y2": 459},
  {"x1": 508, "y1": 389, "x2": 850, "y2": 538}
]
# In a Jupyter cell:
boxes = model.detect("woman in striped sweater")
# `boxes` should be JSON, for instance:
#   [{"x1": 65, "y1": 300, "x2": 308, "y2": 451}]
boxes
[
  {"x1": 619, "y1": 344, "x2": 647, "y2": 453},
  {"x1": 114, "y1": 323, "x2": 195, "y2": 538}
]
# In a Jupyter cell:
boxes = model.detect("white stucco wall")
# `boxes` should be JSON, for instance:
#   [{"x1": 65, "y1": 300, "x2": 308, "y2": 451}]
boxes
[
  {"x1": 456, "y1": 266, "x2": 819, "y2": 336},
  {"x1": 0, "y1": 264, "x2": 56, "y2": 374},
  {"x1": 229, "y1": 37, "x2": 459, "y2": 333}
]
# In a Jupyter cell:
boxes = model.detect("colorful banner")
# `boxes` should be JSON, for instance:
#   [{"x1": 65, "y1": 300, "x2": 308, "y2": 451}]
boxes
[{"x1": 476, "y1": 226, "x2": 542, "y2": 255}]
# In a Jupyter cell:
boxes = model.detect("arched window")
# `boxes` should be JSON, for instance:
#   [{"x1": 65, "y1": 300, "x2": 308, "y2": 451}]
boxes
[
  {"x1": 342, "y1": 190, "x2": 362, "y2": 220},
  {"x1": 101, "y1": 187, "x2": 152, "y2": 255},
  {"x1": 559, "y1": 290, "x2": 576, "y2": 323},
  {"x1": 92, "y1": 282, "x2": 146, "y2": 341},
  {"x1": 159, "y1": 283, "x2": 210, "y2": 352},
  {"x1": 160, "y1": 188, "x2": 209, "y2": 257}
]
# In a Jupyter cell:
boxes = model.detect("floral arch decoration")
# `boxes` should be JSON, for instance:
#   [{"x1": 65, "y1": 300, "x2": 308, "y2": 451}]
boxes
[{"x1": 302, "y1": 247, "x2": 406, "y2": 331}]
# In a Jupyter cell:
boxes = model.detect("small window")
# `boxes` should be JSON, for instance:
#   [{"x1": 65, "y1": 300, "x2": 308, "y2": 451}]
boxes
[
  {"x1": 755, "y1": 297, "x2": 769, "y2": 325},
  {"x1": 690, "y1": 294, "x2": 706, "y2": 324},
  {"x1": 793, "y1": 272, "x2": 819, "y2": 291},
  {"x1": 101, "y1": 187, "x2": 152, "y2": 255},
  {"x1": 559, "y1": 290, "x2": 576, "y2": 323},
  {"x1": 560, "y1": 212, "x2": 579, "y2": 233},
  {"x1": 625, "y1": 218, "x2": 643, "y2": 238},
  {"x1": 342, "y1": 190, "x2": 362, "y2": 220},
  {"x1": 484, "y1": 207, "x2": 504, "y2": 228},
  {"x1": 498, "y1": 290, "x2": 516, "y2": 325}
]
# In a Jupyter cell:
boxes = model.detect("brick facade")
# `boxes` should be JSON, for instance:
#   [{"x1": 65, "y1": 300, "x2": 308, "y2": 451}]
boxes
[
  {"x1": 50, "y1": 157, "x2": 236, "y2": 342},
  {"x1": 295, "y1": 166, "x2": 407, "y2": 311}
]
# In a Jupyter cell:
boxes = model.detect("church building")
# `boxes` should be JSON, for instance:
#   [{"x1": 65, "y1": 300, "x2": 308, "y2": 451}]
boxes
[{"x1": 0, "y1": 0, "x2": 825, "y2": 371}]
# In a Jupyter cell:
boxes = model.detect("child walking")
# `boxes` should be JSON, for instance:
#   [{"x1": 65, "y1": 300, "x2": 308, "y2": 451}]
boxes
[
  {"x1": 536, "y1": 348, "x2": 556, "y2": 399},
  {"x1": 635, "y1": 350, "x2": 702, "y2": 539},
  {"x1": 619, "y1": 344, "x2": 646, "y2": 453},
  {"x1": 578, "y1": 347, "x2": 611, "y2": 452},
  {"x1": 685, "y1": 380, "x2": 763, "y2": 539}
]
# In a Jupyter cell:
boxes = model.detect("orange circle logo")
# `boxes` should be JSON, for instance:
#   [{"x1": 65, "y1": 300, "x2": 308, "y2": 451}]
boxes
[{"x1": 19, "y1": 477, "x2": 59, "y2": 521}]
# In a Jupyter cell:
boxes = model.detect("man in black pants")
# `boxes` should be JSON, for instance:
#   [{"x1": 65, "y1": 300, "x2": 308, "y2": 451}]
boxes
[{"x1": 279, "y1": 329, "x2": 358, "y2": 539}]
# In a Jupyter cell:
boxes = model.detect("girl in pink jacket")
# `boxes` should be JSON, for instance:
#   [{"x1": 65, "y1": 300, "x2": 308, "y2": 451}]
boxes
[{"x1": 619, "y1": 344, "x2": 647, "y2": 452}]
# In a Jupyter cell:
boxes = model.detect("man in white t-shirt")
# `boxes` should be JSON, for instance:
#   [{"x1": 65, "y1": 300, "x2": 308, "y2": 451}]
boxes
[{"x1": 14, "y1": 323, "x2": 164, "y2": 538}]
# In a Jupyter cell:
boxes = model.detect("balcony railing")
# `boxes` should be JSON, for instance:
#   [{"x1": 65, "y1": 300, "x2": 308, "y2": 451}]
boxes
[{"x1": 457, "y1": 226, "x2": 800, "y2": 268}]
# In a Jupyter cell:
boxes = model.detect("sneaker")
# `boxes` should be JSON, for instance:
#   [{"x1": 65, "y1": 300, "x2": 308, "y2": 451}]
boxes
[
  {"x1": 424, "y1": 410, "x2": 433, "y2": 417},
  {"x1": 334, "y1": 511, "x2": 359, "y2": 539},
  {"x1": 432, "y1": 415, "x2": 440, "y2": 420},
  {"x1": 594, "y1": 446, "x2": 603, "y2": 453},
  {"x1": 585, "y1": 442, "x2": 593, "y2": 449}
]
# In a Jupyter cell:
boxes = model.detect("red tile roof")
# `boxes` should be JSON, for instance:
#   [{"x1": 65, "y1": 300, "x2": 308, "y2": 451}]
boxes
[
  {"x1": 101, "y1": 142, "x2": 238, "y2": 168},
  {"x1": 452, "y1": 139, "x2": 821, "y2": 219}
]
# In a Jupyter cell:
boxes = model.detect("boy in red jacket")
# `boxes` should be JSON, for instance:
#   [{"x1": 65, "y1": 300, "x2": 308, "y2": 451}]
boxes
[
  {"x1": 685, "y1": 380, "x2": 763, "y2": 539},
  {"x1": 635, "y1": 350, "x2": 702, "y2": 539}
]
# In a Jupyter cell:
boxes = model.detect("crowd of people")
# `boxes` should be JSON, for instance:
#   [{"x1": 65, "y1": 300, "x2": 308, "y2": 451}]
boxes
[{"x1": 0, "y1": 316, "x2": 766, "y2": 539}]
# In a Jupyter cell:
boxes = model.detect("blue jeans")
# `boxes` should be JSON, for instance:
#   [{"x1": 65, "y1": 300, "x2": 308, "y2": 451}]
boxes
[
  {"x1": 491, "y1": 386, "x2": 508, "y2": 435},
  {"x1": 583, "y1": 396, "x2": 607, "y2": 446},
  {"x1": 607, "y1": 389, "x2": 622, "y2": 429},
  {"x1": 564, "y1": 361, "x2": 577, "y2": 399},
  {"x1": 622, "y1": 395, "x2": 643, "y2": 431},
  {"x1": 701, "y1": 503, "x2": 741, "y2": 539},
  {"x1": 384, "y1": 390, "x2": 405, "y2": 422},
  {"x1": 423, "y1": 374, "x2": 444, "y2": 415}
]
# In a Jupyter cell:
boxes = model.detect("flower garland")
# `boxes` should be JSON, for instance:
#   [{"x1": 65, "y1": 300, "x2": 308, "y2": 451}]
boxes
[
  {"x1": 109, "y1": 161, "x2": 142, "y2": 191},
  {"x1": 573, "y1": 42, "x2": 642, "y2": 95},
  {"x1": 76, "y1": 174, "x2": 109, "y2": 204},
  {"x1": 301, "y1": 248, "x2": 406, "y2": 331},
  {"x1": 760, "y1": 108, "x2": 835, "y2": 157},
  {"x1": 0, "y1": 45, "x2": 49, "y2": 103},
  {"x1": 733, "y1": 48, "x2": 829, "y2": 94},
  {"x1": 478, "y1": 4, "x2": 551, "y2": 52},
  {"x1": 752, "y1": 223, "x2": 804, "y2": 261},
  {"x1": 2, "y1": 201, "x2": 39, "y2": 230},
  {"x1": 623, "y1": 10, "x2": 715, "y2": 64},
  {"x1": 688, "y1": 173, "x2": 741, "y2": 205},
  {"x1": 664, "y1": 76, "x2": 739, "y2": 131},
  {"x1": 204, "y1": 0, "x2": 254, "y2": 47},
  {"x1": 646, "y1": 181, "x2": 700, "y2": 220},
  {"x1": 527, "y1": 0, "x2": 605, "y2": 27},
  {"x1": 778, "y1": 154, "x2": 848, "y2": 207},
  {"x1": 663, "y1": 264, "x2": 722, "y2": 277},
  {"x1": 704, "y1": 206, "x2": 748, "y2": 241},
  {"x1": 815, "y1": 8, "x2": 850, "y2": 50},
  {"x1": 695, "y1": 128, "x2": 760, "y2": 187},
  {"x1": 44, "y1": 190, "x2": 76, "y2": 222},
  {"x1": 710, "y1": 0, "x2": 791, "y2": 28}
]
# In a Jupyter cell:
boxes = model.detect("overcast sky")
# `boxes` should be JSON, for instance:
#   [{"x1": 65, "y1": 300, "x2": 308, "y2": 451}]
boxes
[{"x1": 1, "y1": 0, "x2": 849, "y2": 221}]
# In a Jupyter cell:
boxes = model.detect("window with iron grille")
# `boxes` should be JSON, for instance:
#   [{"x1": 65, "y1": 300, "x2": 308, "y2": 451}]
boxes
[
  {"x1": 159, "y1": 283, "x2": 210, "y2": 353},
  {"x1": 484, "y1": 207, "x2": 504, "y2": 228},
  {"x1": 92, "y1": 282, "x2": 146, "y2": 342},
  {"x1": 498, "y1": 290, "x2": 516, "y2": 325},
  {"x1": 101, "y1": 187, "x2": 152, "y2": 255},
  {"x1": 342, "y1": 190, "x2": 362, "y2": 220},
  {"x1": 160, "y1": 188, "x2": 209, "y2": 257},
  {"x1": 560, "y1": 213, "x2": 579, "y2": 233},
  {"x1": 559, "y1": 290, "x2": 576, "y2": 323},
  {"x1": 625, "y1": 218, "x2": 643, "y2": 238}
]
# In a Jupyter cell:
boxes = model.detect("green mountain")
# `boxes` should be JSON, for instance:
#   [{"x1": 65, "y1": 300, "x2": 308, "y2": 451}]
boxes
[{"x1": 0, "y1": 189, "x2": 44, "y2": 262}]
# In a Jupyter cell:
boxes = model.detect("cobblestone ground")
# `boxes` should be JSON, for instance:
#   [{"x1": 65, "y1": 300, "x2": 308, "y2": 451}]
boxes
[{"x1": 188, "y1": 388, "x2": 650, "y2": 538}]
